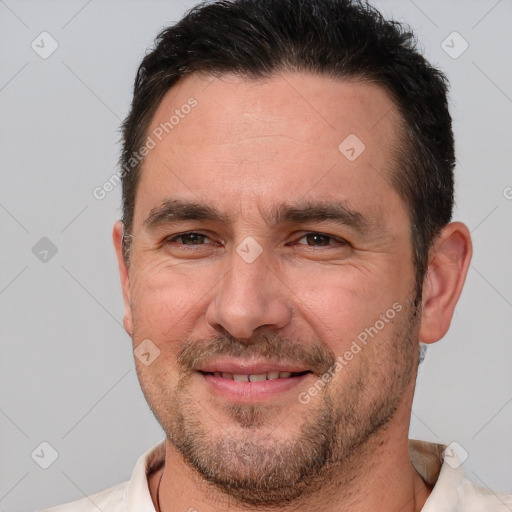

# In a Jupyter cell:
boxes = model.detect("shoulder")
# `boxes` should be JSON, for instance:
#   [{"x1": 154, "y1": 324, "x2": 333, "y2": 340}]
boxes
[
  {"x1": 409, "y1": 440, "x2": 512, "y2": 511},
  {"x1": 40, "y1": 480, "x2": 129, "y2": 512},
  {"x1": 457, "y1": 477, "x2": 512, "y2": 511},
  {"x1": 39, "y1": 440, "x2": 165, "y2": 512}
]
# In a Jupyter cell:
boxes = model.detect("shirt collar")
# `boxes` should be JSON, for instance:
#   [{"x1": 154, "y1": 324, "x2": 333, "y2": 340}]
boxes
[{"x1": 126, "y1": 440, "x2": 165, "y2": 511}]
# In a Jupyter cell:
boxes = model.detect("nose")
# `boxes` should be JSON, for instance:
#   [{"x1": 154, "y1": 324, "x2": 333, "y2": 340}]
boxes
[{"x1": 205, "y1": 246, "x2": 292, "y2": 339}]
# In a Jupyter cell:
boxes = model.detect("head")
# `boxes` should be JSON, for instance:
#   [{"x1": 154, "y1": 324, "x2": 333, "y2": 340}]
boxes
[{"x1": 114, "y1": 0, "x2": 471, "y2": 506}]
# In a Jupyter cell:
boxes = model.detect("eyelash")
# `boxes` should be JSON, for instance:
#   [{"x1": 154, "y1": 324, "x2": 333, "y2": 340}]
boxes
[
  {"x1": 167, "y1": 232, "x2": 215, "y2": 246},
  {"x1": 165, "y1": 232, "x2": 348, "y2": 248},
  {"x1": 293, "y1": 233, "x2": 348, "y2": 248}
]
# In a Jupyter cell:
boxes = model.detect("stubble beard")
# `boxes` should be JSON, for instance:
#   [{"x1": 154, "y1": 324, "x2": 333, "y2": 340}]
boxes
[{"x1": 136, "y1": 301, "x2": 420, "y2": 507}]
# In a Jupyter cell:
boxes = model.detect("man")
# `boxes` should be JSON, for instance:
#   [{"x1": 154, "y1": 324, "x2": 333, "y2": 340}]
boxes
[{"x1": 44, "y1": 0, "x2": 512, "y2": 510}]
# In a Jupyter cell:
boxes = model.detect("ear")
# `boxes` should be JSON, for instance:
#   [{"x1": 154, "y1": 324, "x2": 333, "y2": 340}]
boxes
[
  {"x1": 113, "y1": 221, "x2": 134, "y2": 336},
  {"x1": 419, "y1": 222, "x2": 472, "y2": 344}
]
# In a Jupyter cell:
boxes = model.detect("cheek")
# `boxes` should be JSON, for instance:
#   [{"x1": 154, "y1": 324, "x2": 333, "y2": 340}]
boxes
[
  {"x1": 288, "y1": 265, "x2": 405, "y2": 350},
  {"x1": 128, "y1": 262, "x2": 213, "y2": 341}
]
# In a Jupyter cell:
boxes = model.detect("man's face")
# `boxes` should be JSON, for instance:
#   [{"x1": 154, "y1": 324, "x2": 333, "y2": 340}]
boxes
[{"x1": 118, "y1": 73, "x2": 421, "y2": 503}]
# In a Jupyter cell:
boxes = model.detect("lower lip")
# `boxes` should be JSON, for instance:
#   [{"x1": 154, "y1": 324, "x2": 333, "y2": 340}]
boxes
[{"x1": 200, "y1": 372, "x2": 311, "y2": 403}]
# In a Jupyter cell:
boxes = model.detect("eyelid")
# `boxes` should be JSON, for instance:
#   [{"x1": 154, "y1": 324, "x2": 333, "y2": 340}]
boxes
[
  {"x1": 164, "y1": 230, "x2": 348, "y2": 247},
  {"x1": 293, "y1": 231, "x2": 349, "y2": 246},
  {"x1": 165, "y1": 231, "x2": 215, "y2": 245}
]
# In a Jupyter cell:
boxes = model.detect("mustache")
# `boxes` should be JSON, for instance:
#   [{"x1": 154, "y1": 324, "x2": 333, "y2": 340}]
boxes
[{"x1": 177, "y1": 332, "x2": 336, "y2": 376}]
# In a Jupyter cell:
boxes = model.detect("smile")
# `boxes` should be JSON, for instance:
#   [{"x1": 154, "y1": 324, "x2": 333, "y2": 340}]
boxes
[
  {"x1": 196, "y1": 362, "x2": 313, "y2": 402},
  {"x1": 200, "y1": 370, "x2": 310, "y2": 381}
]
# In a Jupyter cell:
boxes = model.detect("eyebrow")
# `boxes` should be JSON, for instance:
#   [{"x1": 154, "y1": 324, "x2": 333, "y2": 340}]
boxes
[
  {"x1": 143, "y1": 198, "x2": 375, "y2": 234},
  {"x1": 144, "y1": 199, "x2": 230, "y2": 228},
  {"x1": 268, "y1": 201, "x2": 372, "y2": 233}
]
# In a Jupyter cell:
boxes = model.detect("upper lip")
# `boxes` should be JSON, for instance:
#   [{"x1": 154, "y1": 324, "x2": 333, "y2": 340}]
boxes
[{"x1": 196, "y1": 359, "x2": 310, "y2": 375}]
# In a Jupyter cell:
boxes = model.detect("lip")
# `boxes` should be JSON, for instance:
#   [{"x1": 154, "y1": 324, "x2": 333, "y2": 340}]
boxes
[
  {"x1": 196, "y1": 359, "x2": 313, "y2": 403},
  {"x1": 196, "y1": 358, "x2": 309, "y2": 375},
  {"x1": 201, "y1": 372, "x2": 311, "y2": 402}
]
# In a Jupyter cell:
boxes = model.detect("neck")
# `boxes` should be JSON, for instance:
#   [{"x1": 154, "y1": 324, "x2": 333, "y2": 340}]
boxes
[{"x1": 151, "y1": 408, "x2": 432, "y2": 512}]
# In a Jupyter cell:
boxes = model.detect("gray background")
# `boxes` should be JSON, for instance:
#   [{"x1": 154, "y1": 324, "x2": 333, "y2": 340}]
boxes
[{"x1": 0, "y1": 0, "x2": 511, "y2": 510}]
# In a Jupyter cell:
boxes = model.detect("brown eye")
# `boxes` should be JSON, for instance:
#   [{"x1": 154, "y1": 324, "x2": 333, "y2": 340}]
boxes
[
  {"x1": 171, "y1": 233, "x2": 210, "y2": 245},
  {"x1": 304, "y1": 233, "x2": 332, "y2": 246},
  {"x1": 296, "y1": 233, "x2": 346, "y2": 247}
]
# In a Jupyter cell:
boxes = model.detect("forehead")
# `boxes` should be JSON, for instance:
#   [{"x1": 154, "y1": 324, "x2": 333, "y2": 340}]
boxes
[{"x1": 135, "y1": 72, "x2": 405, "y2": 227}]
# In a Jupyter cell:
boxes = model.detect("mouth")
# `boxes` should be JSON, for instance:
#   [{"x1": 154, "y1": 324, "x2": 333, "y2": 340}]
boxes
[
  {"x1": 199, "y1": 370, "x2": 311, "y2": 381},
  {"x1": 196, "y1": 361, "x2": 313, "y2": 402}
]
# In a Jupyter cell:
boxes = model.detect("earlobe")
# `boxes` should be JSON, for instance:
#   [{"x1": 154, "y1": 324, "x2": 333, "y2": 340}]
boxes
[
  {"x1": 113, "y1": 221, "x2": 134, "y2": 335},
  {"x1": 418, "y1": 222, "x2": 472, "y2": 344}
]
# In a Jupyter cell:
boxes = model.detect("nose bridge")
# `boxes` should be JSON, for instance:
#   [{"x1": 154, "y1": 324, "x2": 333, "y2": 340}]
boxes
[
  {"x1": 206, "y1": 244, "x2": 291, "y2": 338},
  {"x1": 225, "y1": 254, "x2": 262, "y2": 302}
]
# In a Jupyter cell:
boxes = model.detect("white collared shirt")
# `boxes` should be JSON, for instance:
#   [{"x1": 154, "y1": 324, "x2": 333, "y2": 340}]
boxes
[{"x1": 42, "y1": 439, "x2": 512, "y2": 511}]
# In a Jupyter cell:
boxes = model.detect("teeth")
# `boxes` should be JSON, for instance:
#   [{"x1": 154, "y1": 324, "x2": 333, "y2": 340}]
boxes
[
  {"x1": 249, "y1": 373, "x2": 266, "y2": 382},
  {"x1": 212, "y1": 371, "x2": 300, "y2": 381}
]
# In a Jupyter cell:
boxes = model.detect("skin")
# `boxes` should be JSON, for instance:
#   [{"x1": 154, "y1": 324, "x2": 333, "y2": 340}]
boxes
[{"x1": 113, "y1": 72, "x2": 472, "y2": 511}]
